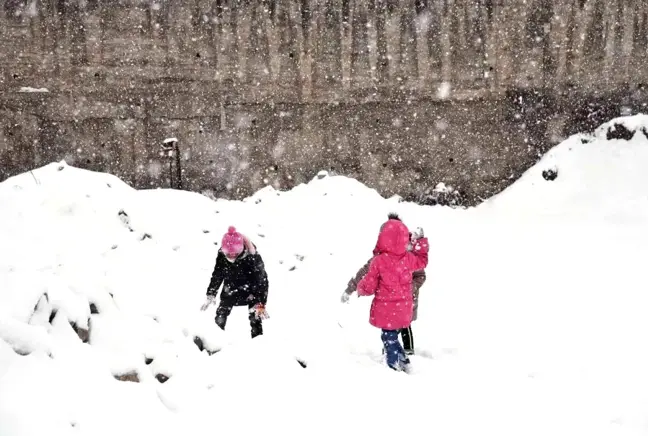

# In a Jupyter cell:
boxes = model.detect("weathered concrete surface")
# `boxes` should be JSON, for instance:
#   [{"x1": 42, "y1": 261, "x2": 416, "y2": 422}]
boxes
[{"x1": 1, "y1": 0, "x2": 648, "y2": 204}]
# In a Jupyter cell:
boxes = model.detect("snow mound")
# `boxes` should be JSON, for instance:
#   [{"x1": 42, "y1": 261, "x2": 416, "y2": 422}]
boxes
[
  {"x1": 2, "y1": 117, "x2": 648, "y2": 435},
  {"x1": 482, "y1": 114, "x2": 648, "y2": 222},
  {"x1": 1, "y1": 160, "x2": 133, "y2": 194}
]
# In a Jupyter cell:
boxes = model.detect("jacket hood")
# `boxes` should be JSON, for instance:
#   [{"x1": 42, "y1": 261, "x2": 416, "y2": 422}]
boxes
[{"x1": 372, "y1": 219, "x2": 410, "y2": 256}]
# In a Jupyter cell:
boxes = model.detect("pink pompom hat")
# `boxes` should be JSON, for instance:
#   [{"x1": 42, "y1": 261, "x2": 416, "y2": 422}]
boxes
[{"x1": 221, "y1": 226, "x2": 245, "y2": 258}]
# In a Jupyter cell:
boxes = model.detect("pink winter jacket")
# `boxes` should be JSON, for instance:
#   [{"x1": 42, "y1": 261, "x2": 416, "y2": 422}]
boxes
[{"x1": 357, "y1": 219, "x2": 429, "y2": 330}]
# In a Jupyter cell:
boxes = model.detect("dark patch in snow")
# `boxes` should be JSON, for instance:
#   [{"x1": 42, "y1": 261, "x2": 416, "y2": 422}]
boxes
[
  {"x1": 194, "y1": 336, "x2": 219, "y2": 355},
  {"x1": 70, "y1": 320, "x2": 90, "y2": 343},
  {"x1": 58, "y1": 165, "x2": 65, "y2": 171},
  {"x1": 155, "y1": 373, "x2": 170, "y2": 383},
  {"x1": 114, "y1": 371, "x2": 140, "y2": 383},
  {"x1": 193, "y1": 336, "x2": 204, "y2": 352},
  {"x1": 642, "y1": 127, "x2": 648, "y2": 140},
  {"x1": 31, "y1": 293, "x2": 49, "y2": 315},
  {"x1": 296, "y1": 359, "x2": 307, "y2": 368},
  {"x1": 542, "y1": 168, "x2": 558, "y2": 181},
  {"x1": 111, "y1": 244, "x2": 118, "y2": 250},
  {"x1": 106, "y1": 183, "x2": 111, "y2": 188},
  {"x1": 140, "y1": 233, "x2": 152, "y2": 240},
  {"x1": 580, "y1": 138, "x2": 591, "y2": 144},
  {"x1": 89, "y1": 303, "x2": 99, "y2": 314},
  {"x1": 49, "y1": 308, "x2": 58, "y2": 324},
  {"x1": 415, "y1": 183, "x2": 466, "y2": 207},
  {"x1": 203, "y1": 229, "x2": 210, "y2": 233},
  {"x1": 257, "y1": 233, "x2": 265, "y2": 238},
  {"x1": 289, "y1": 266, "x2": 296, "y2": 271},
  {"x1": 13, "y1": 347, "x2": 31, "y2": 356},
  {"x1": 606, "y1": 123, "x2": 635, "y2": 141},
  {"x1": 295, "y1": 254, "x2": 305, "y2": 261},
  {"x1": 117, "y1": 209, "x2": 133, "y2": 232},
  {"x1": 145, "y1": 357, "x2": 154, "y2": 365}
]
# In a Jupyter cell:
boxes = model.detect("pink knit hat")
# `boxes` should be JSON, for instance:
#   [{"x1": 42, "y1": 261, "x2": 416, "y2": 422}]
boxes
[{"x1": 221, "y1": 226, "x2": 245, "y2": 258}]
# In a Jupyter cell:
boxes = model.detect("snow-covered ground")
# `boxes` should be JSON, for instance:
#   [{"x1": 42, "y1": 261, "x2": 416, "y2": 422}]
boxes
[{"x1": 2, "y1": 115, "x2": 648, "y2": 435}]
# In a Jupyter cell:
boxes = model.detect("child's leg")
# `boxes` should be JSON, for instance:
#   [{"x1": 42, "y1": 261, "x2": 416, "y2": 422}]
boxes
[
  {"x1": 381, "y1": 330, "x2": 405, "y2": 370},
  {"x1": 215, "y1": 302, "x2": 233, "y2": 330},
  {"x1": 385, "y1": 326, "x2": 413, "y2": 355},
  {"x1": 248, "y1": 303, "x2": 263, "y2": 338},
  {"x1": 400, "y1": 326, "x2": 414, "y2": 355}
]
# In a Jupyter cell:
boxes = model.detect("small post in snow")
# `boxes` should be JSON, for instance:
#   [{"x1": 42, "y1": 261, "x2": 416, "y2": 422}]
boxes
[{"x1": 160, "y1": 137, "x2": 182, "y2": 189}]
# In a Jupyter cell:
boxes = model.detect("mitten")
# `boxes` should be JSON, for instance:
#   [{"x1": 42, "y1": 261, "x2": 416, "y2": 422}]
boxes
[{"x1": 200, "y1": 295, "x2": 217, "y2": 311}]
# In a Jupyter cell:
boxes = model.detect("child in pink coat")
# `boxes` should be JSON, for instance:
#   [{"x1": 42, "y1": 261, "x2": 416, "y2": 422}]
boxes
[{"x1": 357, "y1": 215, "x2": 429, "y2": 372}]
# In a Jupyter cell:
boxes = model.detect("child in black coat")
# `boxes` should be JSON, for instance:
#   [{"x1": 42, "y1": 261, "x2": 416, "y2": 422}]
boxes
[{"x1": 201, "y1": 226, "x2": 269, "y2": 338}]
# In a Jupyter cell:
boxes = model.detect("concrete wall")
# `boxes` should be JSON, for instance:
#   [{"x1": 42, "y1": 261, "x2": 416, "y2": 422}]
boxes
[{"x1": 1, "y1": 0, "x2": 648, "y2": 204}]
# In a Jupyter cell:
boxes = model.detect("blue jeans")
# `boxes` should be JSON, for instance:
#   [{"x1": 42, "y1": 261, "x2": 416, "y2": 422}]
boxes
[{"x1": 381, "y1": 329, "x2": 407, "y2": 370}]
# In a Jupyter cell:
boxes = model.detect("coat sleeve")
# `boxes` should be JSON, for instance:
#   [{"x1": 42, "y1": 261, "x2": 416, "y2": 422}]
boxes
[
  {"x1": 207, "y1": 251, "x2": 226, "y2": 297},
  {"x1": 250, "y1": 253, "x2": 269, "y2": 305},
  {"x1": 407, "y1": 237, "x2": 429, "y2": 272},
  {"x1": 344, "y1": 258, "x2": 373, "y2": 295},
  {"x1": 412, "y1": 270, "x2": 426, "y2": 291},
  {"x1": 357, "y1": 257, "x2": 380, "y2": 297}
]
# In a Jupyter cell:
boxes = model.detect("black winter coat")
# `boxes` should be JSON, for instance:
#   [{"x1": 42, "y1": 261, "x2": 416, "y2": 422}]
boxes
[{"x1": 206, "y1": 248, "x2": 269, "y2": 307}]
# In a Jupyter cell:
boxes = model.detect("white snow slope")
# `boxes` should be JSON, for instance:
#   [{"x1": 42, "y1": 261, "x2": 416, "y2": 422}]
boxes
[{"x1": 2, "y1": 115, "x2": 648, "y2": 436}]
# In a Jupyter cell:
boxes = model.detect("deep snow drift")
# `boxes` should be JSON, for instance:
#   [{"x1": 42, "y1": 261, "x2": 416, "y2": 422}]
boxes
[{"x1": 2, "y1": 115, "x2": 648, "y2": 436}]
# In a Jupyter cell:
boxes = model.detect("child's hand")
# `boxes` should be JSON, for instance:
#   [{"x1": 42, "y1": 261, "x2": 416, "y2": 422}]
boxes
[
  {"x1": 340, "y1": 292, "x2": 351, "y2": 303},
  {"x1": 200, "y1": 295, "x2": 217, "y2": 311},
  {"x1": 253, "y1": 303, "x2": 270, "y2": 320}
]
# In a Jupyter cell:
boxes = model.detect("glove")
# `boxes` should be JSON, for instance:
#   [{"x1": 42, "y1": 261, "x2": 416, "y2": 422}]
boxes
[
  {"x1": 200, "y1": 295, "x2": 217, "y2": 311},
  {"x1": 340, "y1": 292, "x2": 351, "y2": 304},
  {"x1": 411, "y1": 227, "x2": 424, "y2": 241},
  {"x1": 252, "y1": 303, "x2": 270, "y2": 320}
]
